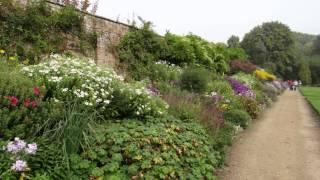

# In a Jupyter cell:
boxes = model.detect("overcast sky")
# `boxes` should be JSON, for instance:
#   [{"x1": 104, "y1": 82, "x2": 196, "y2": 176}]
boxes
[{"x1": 96, "y1": 0, "x2": 320, "y2": 43}]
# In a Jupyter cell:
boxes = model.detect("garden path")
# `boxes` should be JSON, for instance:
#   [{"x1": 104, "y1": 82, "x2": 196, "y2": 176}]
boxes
[{"x1": 218, "y1": 90, "x2": 320, "y2": 180}]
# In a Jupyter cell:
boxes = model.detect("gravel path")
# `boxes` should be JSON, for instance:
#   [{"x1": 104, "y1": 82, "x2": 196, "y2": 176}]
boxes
[{"x1": 218, "y1": 90, "x2": 320, "y2": 180}]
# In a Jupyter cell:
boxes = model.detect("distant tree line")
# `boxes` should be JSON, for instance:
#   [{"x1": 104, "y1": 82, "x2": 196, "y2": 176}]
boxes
[{"x1": 228, "y1": 21, "x2": 320, "y2": 85}]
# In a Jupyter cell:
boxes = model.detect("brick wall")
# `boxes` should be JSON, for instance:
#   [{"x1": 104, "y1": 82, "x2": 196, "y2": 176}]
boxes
[{"x1": 14, "y1": 0, "x2": 131, "y2": 67}]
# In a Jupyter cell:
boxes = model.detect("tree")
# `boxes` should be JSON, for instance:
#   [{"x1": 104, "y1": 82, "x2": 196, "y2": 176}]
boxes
[
  {"x1": 227, "y1": 35, "x2": 240, "y2": 48},
  {"x1": 298, "y1": 62, "x2": 312, "y2": 85},
  {"x1": 241, "y1": 22, "x2": 296, "y2": 79},
  {"x1": 313, "y1": 35, "x2": 320, "y2": 55}
]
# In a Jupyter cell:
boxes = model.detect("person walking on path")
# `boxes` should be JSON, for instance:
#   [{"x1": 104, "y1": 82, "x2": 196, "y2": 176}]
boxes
[{"x1": 293, "y1": 80, "x2": 298, "y2": 91}]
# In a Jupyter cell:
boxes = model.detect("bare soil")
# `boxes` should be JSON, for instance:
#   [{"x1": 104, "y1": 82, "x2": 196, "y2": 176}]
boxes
[{"x1": 218, "y1": 90, "x2": 320, "y2": 180}]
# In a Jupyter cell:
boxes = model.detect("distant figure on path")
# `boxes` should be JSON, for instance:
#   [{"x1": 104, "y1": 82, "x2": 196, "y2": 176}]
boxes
[
  {"x1": 293, "y1": 80, "x2": 298, "y2": 91},
  {"x1": 288, "y1": 80, "x2": 293, "y2": 90}
]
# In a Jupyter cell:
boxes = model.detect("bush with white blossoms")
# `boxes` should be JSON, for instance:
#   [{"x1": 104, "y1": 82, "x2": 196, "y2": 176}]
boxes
[
  {"x1": 21, "y1": 54, "x2": 168, "y2": 118},
  {"x1": 2, "y1": 137, "x2": 37, "y2": 173}
]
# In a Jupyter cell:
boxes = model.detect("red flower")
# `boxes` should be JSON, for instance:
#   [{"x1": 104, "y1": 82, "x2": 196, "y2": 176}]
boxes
[
  {"x1": 24, "y1": 99, "x2": 31, "y2": 107},
  {"x1": 33, "y1": 87, "x2": 40, "y2": 96},
  {"x1": 31, "y1": 100, "x2": 38, "y2": 109},
  {"x1": 7, "y1": 96, "x2": 19, "y2": 106}
]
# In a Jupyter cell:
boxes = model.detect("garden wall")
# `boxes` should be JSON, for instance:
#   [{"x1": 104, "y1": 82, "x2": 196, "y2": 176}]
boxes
[{"x1": 14, "y1": 0, "x2": 131, "y2": 67}]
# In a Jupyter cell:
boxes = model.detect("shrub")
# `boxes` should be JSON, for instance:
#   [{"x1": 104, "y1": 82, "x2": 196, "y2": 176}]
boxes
[
  {"x1": 232, "y1": 72, "x2": 260, "y2": 89},
  {"x1": 148, "y1": 61, "x2": 182, "y2": 83},
  {"x1": 68, "y1": 117, "x2": 221, "y2": 179},
  {"x1": 208, "y1": 80, "x2": 234, "y2": 97},
  {"x1": 262, "y1": 82, "x2": 279, "y2": 101},
  {"x1": 224, "y1": 109, "x2": 251, "y2": 129},
  {"x1": 52, "y1": 5, "x2": 82, "y2": 33},
  {"x1": 162, "y1": 91, "x2": 201, "y2": 121},
  {"x1": 239, "y1": 96, "x2": 260, "y2": 119},
  {"x1": 164, "y1": 33, "x2": 196, "y2": 65},
  {"x1": 21, "y1": 54, "x2": 168, "y2": 119},
  {"x1": 117, "y1": 23, "x2": 167, "y2": 80},
  {"x1": 180, "y1": 67, "x2": 211, "y2": 93},
  {"x1": 230, "y1": 59, "x2": 257, "y2": 73},
  {"x1": 0, "y1": 61, "x2": 47, "y2": 139}
]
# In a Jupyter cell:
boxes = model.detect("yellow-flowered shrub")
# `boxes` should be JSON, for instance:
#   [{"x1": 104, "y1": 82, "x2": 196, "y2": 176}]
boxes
[{"x1": 254, "y1": 69, "x2": 276, "y2": 81}]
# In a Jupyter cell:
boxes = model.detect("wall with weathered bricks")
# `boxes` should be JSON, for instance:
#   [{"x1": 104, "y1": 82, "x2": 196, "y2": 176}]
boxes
[{"x1": 14, "y1": 0, "x2": 131, "y2": 67}]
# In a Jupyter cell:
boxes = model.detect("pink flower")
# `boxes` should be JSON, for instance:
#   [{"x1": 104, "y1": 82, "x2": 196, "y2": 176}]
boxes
[
  {"x1": 33, "y1": 87, "x2": 40, "y2": 96},
  {"x1": 31, "y1": 100, "x2": 38, "y2": 109},
  {"x1": 25, "y1": 143, "x2": 37, "y2": 154},
  {"x1": 6, "y1": 137, "x2": 26, "y2": 154},
  {"x1": 24, "y1": 99, "x2": 31, "y2": 107},
  {"x1": 7, "y1": 96, "x2": 19, "y2": 106},
  {"x1": 11, "y1": 160, "x2": 28, "y2": 172}
]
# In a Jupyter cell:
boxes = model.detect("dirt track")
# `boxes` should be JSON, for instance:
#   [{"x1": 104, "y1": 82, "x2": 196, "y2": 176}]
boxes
[{"x1": 219, "y1": 90, "x2": 320, "y2": 180}]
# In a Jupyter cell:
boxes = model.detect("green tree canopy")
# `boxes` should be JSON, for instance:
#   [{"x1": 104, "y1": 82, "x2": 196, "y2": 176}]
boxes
[
  {"x1": 241, "y1": 21, "x2": 296, "y2": 79},
  {"x1": 227, "y1": 35, "x2": 240, "y2": 48},
  {"x1": 312, "y1": 35, "x2": 320, "y2": 55},
  {"x1": 298, "y1": 62, "x2": 312, "y2": 85}
]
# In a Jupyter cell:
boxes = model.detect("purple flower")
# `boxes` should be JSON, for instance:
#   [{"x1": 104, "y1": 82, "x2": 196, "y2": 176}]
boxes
[
  {"x1": 6, "y1": 137, "x2": 26, "y2": 154},
  {"x1": 11, "y1": 160, "x2": 28, "y2": 172},
  {"x1": 25, "y1": 143, "x2": 37, "y2": 155},
  {"x1": 227, "y1": 77, "x2": 255, "y2": 98}
]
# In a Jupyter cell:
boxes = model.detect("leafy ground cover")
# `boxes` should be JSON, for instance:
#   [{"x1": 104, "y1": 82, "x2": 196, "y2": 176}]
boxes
[
  {"x1": 300, "y1": 87, "x2": 320, "y2": 114},
  {"x1": 0, "y1": 2, "x2": 287, "y2": 179}
]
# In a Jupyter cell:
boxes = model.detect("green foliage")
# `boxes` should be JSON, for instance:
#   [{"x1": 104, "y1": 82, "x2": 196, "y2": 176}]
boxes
[
  {"x1": 298, "y1": 62, "x2": 312, "y2": 85},
  {"x1": 148, "y1": 61, "x2": 182, "y2": 83},
  {"x1": 0, "y1": 61, "x2": 42, "y2": 139},
  {"x1": 313, "y1": 35, "x2": 320, "y2": 55},
  {"x1": 293, "y1": 32, "x2": 315, "y2": 58},
  {"x1": 225, "y1": 48, "x2": 249, "y2": 60},
  {"x1": 0, "y1": 0, "x2": 96, "y2": 64},
  {"x1": 118, "y1": 26, "x2": 242, "y2": 79},
  {"x1": 227, "y1": 35, "x2": 240, "y2": 48},
  {"x1": 117, "y1": 22, "x2": 167, "y2": 80},
  {"x1": 224, "y1": 109, "x2": 251, "y2": 129},
  {"x1": 232, "y1": 72, "x2": 260, "y2": 89},
  {"x1": 52, "y1": 5, "x2": 82, "y2": 33},
  {"x1": 308, "y1": 56, "x2": 320, "y2": 85},
  {"x1": 162, "y1": 90, "x2": 202, "y2": 121},
  {"x1": 241, "y1": 21, "x2": 296, "y2": 79},
  {"x1": 165, "y1": 33, "x2": 196, "y2": 65},
  {"x1": 68, "y1": 117, "x2": 221, "y2": 179},
  {"x1": 208, "y1": 80, "x2": 234, "y2": 97},
  {"x1": 180, "y1": 67, "x2": 211, "y2": 93}
]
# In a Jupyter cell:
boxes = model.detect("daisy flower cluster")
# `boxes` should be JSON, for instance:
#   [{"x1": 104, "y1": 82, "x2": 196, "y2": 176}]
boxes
[{"x1": 21, "y1": 54, "x2": 168, "y2": 118}]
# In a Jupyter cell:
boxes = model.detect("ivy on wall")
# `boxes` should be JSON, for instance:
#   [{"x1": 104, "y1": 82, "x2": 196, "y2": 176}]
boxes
[{"x1": 0, "y1": 0, "x2": 97, "y2": 64}]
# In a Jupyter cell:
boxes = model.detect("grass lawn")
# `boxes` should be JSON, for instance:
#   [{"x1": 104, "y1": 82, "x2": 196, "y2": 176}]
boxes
[{"x1": 300, "y1": 87, "x2": 320, "y2": 114}]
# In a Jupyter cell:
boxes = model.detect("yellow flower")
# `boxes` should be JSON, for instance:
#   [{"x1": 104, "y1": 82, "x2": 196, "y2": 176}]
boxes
[
  {"x1": 9, "y1": 56, "x2": 16, "y2": 61},
  {"x1": 0, "y1": 49, "x2": 5, "y2": 54},
  {"x1": 254, "y1": 69, "x2": 276, "y2": 81},
  {"x1": 22, "y1": 59, "x2": 29, "y2": 65}
]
